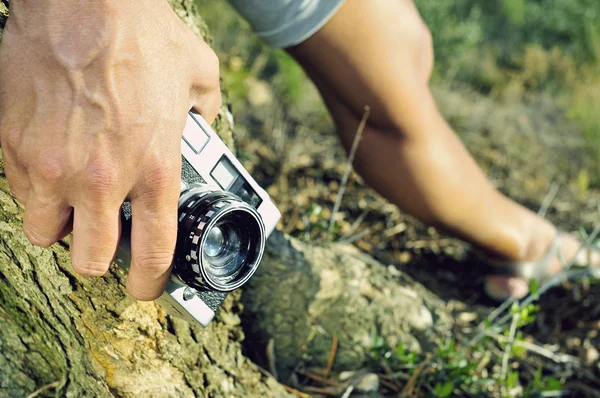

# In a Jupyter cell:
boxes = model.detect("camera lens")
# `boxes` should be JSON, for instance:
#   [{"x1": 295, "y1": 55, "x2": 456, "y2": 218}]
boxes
[
  {"x1": 176, "y1": 186, "x2": 265, "y2": 292},
  {"x1": 204, "y1": 226, "x2": 227, "y2": 257}
]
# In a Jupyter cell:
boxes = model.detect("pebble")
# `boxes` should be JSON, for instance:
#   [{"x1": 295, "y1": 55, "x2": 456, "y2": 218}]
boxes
[
  {"x1": 356, "y1": 374, "x2": 380, "y2": 393},
  {"x1": 585, "y1": 346, "x2": 599, "y2": 364}
]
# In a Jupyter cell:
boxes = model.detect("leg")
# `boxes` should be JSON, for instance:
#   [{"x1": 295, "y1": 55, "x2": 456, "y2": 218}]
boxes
[{"x1": 287, "y1": 0, "x2": 591, "y2": 297}]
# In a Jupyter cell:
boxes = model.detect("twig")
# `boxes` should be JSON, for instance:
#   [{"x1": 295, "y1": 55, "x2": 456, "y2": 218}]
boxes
[
  {"x1": 303, "y1": 386, "x2": 339, "y2": 396},
  {"x1": 388, "y1": 371, "x2": 411, "y2": 381},
  {"x1": 327, "y1": 106, "x2": 371, "y2": 240},
  {"x1": 537, "y1": 182, "x2": 560, "y2": 218},
  {"x1": 487, "y1": 297, "x2": 517, "y2": 325},
  {"x1": 26, "y1": 381, "x2": 60, "y2": 398},
  {"x1": 339, "y1": 209, "x2": 370, "y2": 240},
  {"x1": 295, "y1": 370, "x2": 340, "y2": 387},
  {"x1": 325, "y1": 334, "x2": 338, "y2": 378},
  {"x1": 337, "y1": 227, "x2": 372, "y2": 245},
  {"x1": 282, "y1": 384, "x2": 311, "y2": 398},
  {"x1": 340, "y1": 371, "x2": 370, "y2": 398},
  {"x1": 400, "y1": 353, "x2": 431, "y2": 396},
  {"x1": 380, "y1": 361, "x2": 393, "y2": 376},
  {"x1": 380, "y1": 377, "x2": 402, "y2": 392}
]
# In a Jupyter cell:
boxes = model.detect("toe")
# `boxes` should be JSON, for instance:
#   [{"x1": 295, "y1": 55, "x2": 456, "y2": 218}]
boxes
[{"x1": 485, "y1": 276, "x2": 529, "y2": 301}]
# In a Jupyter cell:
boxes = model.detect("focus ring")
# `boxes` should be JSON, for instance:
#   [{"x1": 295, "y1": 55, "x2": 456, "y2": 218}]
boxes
[{"x1": 174, "y1": 188, "x2": 265, "y2": 292}]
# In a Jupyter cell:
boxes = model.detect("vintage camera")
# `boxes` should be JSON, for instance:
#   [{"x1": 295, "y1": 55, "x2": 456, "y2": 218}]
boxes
[{"x1": 114, "y1": 111, "x2": 281, "y2": 327}]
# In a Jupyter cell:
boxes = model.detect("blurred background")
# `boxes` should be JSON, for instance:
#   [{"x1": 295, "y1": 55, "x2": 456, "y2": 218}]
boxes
[{"x1": 198, "y1": 0, "x2": 600, "y2": 396}]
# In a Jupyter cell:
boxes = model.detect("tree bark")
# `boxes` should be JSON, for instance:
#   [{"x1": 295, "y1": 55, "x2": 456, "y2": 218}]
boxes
[
  {"x1": 0, "y1": 1, "x2": 287, "y2": 397},
  {"x1": 243, "y1": 232, "x2": 452, "y2": 382}
]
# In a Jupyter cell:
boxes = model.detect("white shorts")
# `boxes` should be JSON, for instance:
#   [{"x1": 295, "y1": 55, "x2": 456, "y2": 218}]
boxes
[{"x1": 227, "y1": 0, "x2": 345, "y2": 48}]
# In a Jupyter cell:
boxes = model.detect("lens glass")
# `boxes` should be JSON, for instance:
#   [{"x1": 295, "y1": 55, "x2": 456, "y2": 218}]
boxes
[
  {"x1": 204, "y1": 226, "x2": 226, "y2": 257},
  {"x1": 200, "y1": 208, "x2": 263, "y2": 290},
  {"x1": 202, "y1": 221, "x2": 243, "y2": 278}
]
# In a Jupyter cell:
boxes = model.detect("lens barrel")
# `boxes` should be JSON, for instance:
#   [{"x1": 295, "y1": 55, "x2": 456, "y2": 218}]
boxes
[{"x1": 175, "y1": 185, "x2": 265, "y2": 291}]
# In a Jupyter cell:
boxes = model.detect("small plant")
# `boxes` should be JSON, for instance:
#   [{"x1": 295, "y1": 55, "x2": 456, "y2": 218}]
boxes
[{"x1": 365, "y1": 294, "x2": 572, "y2": 397}]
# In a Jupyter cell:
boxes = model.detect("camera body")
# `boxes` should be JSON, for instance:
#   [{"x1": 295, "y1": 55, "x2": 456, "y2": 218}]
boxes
[{"x1": 114, "y1": 111, "x2": 280, "y2": 327}]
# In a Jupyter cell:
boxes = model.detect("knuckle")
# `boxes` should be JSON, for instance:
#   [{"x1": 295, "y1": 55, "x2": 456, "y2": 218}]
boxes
[
  {"x1": 9, "y1": 189, "x2": 27, "y2": 204},
  {"x1": 86, "y1": 157, "x2": 119, "y2": 194},
  {"x1": 23, "y1": 225, "x2": 54, "y2": 247},
  {"x1": 32, "y1": 151, "x2": 67, "y2": 182},
  {"x1": 3, "y1": 128, "x2": 22, "y2": 153},
  {"x1": 71, "y1": 257, "x2": 110, "y2": 277},
  {"x1": 192, "y1": 46, "x2": 221, "y2": 92},
  {"x1": 143, "y1": 157, "x2": 179, "y2": 191},
  {"x1": 211, "y1": 91, "x2": 223, "y2": 116},
  {"x1": 134, "y1": 250, "x2": 173, "y2": 274},
  {"x1": 206, "y1": 50, "x2": 221, "y2": 85}
]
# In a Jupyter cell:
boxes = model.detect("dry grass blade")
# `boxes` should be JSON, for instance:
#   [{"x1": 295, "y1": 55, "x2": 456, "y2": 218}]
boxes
[
  {"x1": 266, "y1": 338, "x2": 278, "y2": 380},
  {"x1": 338, "y1": 227, "x2": 372, "y2": 245},
  {"x1": 487, "y1": 331, "x2": 579, "y2": 364},
  {"x1": 537, "y1": 182, "x2": 560, "y2": 218},
  {"x1": 325, "y1": 334, "x2": 338, "y2": 377},
  {"x1": 340, "y1": 371, "x2": 371, "y2": 398},
  {"x1": 303, "y1": 386, "x2": 339, "y2": 396},
  {"x1": 327, "y1": 106, "x2": 371, "y2": 240},
  {"x1": 400, "y1": 353, "x2": 432, "y2": 397},
  {"x1": 282, "y1": 384, "x2": 311, "y2": 398},
  {"x1": 295, "y1": 370, "x2": 340, "y2": 387},
  {"x1": 339, "y1": 209, "x2": 370, "y2": 241},
  {"x1": 380, "y1": 378, "x2": 402, "y2": 392}
]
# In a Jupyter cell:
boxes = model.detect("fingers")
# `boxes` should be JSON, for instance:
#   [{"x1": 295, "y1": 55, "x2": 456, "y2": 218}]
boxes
[
  {"x1": 70, "y1": 203, "x2": 121, "y2": 277},
  {"x1": 188, "y1": 35, "x2": 222, "y2": 124},
  {"x1": 22, "y1": 194, "x2": 72, "y2": 247},
  {"x1": 191, "y1": 89, "x2": 222, "y2": 126},
  {"x1": 127, "y1": 161, "x2": 180, "y2": 301}
]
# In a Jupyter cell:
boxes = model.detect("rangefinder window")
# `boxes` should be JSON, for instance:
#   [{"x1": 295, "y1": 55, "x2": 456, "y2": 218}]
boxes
[{"x1": 211, "y1": 156, "x2": 239, "y2": 190}]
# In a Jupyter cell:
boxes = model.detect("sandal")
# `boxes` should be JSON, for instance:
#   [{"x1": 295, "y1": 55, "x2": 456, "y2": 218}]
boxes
[{"x1": 484, "y1": 230, "x2": 600, "y2": 301}]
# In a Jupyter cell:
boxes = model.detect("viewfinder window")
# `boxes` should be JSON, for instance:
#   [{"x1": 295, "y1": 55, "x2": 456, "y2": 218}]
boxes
[
  {"x1": 183, "y1": 115, "x2": 210, "y2": 154},
  {"x1": 211, "y1": 157, "x2": 239, "y2": 190}
]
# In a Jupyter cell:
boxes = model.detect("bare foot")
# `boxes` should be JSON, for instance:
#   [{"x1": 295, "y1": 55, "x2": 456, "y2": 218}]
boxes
[{"x1": 485, "y1": 225, "x2": 600, "y2": 300}]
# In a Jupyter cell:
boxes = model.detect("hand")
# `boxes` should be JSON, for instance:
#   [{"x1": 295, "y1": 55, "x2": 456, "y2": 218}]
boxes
[{"x1": 0, "y1": 0, "x2": 221, "y2": 300}]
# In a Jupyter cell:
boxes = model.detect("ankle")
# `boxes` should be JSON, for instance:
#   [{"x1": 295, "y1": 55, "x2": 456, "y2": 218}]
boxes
[{"x1": 519, "y1": 216, "x2": 557, "y2": 263}]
